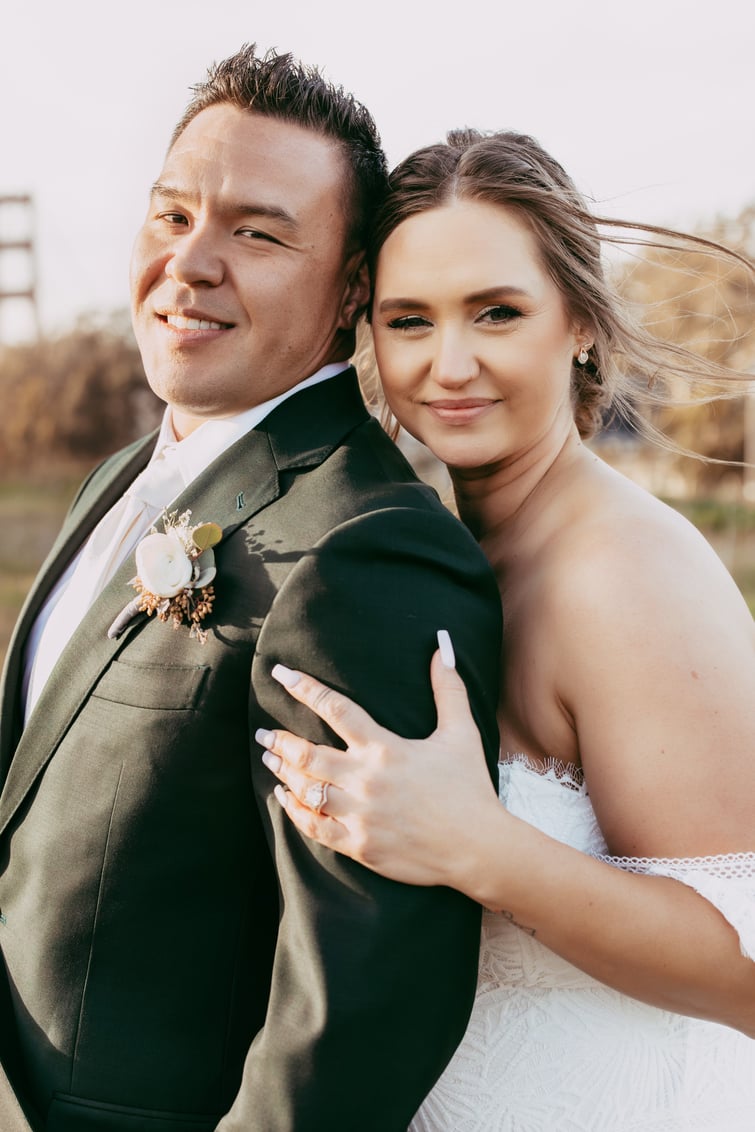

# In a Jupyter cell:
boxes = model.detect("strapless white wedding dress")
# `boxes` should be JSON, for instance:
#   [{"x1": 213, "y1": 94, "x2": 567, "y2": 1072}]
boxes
[{"x1": 409, "y1": 758, "x2": 755, "y2": 1131}]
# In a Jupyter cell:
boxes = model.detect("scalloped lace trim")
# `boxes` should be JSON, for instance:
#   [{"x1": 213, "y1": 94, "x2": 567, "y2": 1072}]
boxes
[
  {"x1": 499, "y1": 753, "x2": 586, "y2": 791},
  {"x1": 596, "y1": 852, "x2": 755, "y2": 961},
  {"x1": 499, "y1": 756, "x2": 755, "y2": 964},
  {"x1": 596, "y1": 851, "x2": 755, "y2": 879}
]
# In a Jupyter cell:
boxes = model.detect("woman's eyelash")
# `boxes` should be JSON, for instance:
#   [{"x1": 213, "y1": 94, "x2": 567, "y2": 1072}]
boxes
[
  {"x1": 385, "y1": 306, "x2": 522, "y2": 332},
  {"x1": 386, "y1": 306, "x2": 522, "y2": 330},
  {"x1": 479, "y1": 305, "x2": 522, "y2": 322},
  {"x1": 386, "y1": 315, "x2": 430, "y2": 330}
]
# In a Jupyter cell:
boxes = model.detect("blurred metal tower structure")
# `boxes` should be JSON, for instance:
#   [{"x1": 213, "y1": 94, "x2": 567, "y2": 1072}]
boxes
[{"x1": 0, "y1": 194, "x2": 40, "y2": 339}]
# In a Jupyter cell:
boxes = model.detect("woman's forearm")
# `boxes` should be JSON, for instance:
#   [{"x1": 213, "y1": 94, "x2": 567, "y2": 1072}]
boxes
[{"x1": 455, "y1": 805, "x2": 755, "y2": 1037}]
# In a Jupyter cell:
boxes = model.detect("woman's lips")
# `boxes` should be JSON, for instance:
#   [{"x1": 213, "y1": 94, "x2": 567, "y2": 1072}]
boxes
[{"x1": 424, "y1": 399, "x2": 499, "y2": 425}]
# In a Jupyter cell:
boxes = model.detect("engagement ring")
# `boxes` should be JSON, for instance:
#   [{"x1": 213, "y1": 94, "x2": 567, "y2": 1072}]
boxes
[{"x1": 304, "y1": 781, "x2": 329, "y2": 813}]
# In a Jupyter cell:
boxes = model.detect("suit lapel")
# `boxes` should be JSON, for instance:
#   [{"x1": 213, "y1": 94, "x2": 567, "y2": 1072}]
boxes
[{"x1": 0, "y1": 370, "x2": 369, "y2": 836}]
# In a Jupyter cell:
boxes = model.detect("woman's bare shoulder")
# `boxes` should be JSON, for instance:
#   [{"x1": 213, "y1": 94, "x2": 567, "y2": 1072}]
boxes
[
  {"x1": 541, "y1": 459, "x2": 748, "y2": 626},
  {"x1": 536, "y1": 462, "x2": 755, "y2": 855}
]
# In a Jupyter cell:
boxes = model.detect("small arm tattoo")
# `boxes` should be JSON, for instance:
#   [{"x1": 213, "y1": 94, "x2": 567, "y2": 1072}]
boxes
[{"x1": 501, "y1": 909, "x2": 536, "y2": 937}]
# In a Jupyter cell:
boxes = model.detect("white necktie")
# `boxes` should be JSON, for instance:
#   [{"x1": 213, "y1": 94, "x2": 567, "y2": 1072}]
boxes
[
  {"x1": 23, "y1": 445, "x2": 186, "y2": 719},
  {"x1": 71, "y1": 446, "x2": 186, "y2": 604}
]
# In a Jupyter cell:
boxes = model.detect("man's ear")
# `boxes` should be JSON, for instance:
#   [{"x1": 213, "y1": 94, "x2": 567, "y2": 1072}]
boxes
[{"x1": 339, "y1": 253, "x2": 371, "y2": 330}]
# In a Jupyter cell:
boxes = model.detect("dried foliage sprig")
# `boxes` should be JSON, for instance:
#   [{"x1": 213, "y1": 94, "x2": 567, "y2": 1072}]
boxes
[{"x1": 108, "y1": 510, "x2": 222, "y2": 643}]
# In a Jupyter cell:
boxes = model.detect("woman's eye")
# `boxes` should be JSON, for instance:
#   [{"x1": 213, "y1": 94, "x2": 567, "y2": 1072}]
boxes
[
  {"x1": 386, "y1": 315, "x2": 431, "y2": 331},
  {"x1": 479, "y1": 305, "x2": 521, "y2": 324}
]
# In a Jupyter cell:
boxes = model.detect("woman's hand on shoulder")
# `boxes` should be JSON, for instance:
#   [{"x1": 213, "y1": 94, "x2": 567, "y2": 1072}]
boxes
[{"x1": 256, "y1": 632, "x2": 503, "y2": 888}]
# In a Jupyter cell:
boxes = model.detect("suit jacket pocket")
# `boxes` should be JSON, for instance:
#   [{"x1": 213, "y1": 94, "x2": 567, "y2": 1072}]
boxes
[
  {"x1": 47, "y1": 1094, "x2": 217, "y2": 1132},
  {"x1": 91, "y1": 660, "x2": 210, "y2": 711}
]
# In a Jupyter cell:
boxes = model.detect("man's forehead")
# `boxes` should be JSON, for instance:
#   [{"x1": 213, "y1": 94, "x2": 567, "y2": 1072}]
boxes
[
  {"x1": 169, "y1": 105, "x2": 342, "y2": 170},
  {"x1": 162, "y1": 107, "x2": 350, "y2": 223}
]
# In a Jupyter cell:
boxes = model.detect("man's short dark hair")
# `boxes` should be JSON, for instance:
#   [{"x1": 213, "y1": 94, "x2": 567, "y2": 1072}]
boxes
[{"x1": 171, "y1": 43, "x2": 388, "y2": 249}]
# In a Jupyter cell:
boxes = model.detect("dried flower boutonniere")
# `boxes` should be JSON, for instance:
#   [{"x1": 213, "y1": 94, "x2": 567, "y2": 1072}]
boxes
[{"x1": 107, "y1": 510, "x2": 222, "y2": 643}]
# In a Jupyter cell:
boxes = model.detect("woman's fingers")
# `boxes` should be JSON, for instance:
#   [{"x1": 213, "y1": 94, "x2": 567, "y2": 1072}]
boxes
[
  {"x1": 273, "y1": 785, "x2": 353, "y2": 854},
  {"x1": 256, "y1": 727, "x2": 352, "y2": 794},
  {"x1": 430, "y1": 640, "x2": 479, "y2": 739},
  {"x1": 255, "y1": 632, "x2": 497, "y2": 887},
  {"x1": 259, "y1": 740, "x2": 345, "y2": 820},
  {"x1": 271, "y1": 664, "x2": 383, "y2": 746}
]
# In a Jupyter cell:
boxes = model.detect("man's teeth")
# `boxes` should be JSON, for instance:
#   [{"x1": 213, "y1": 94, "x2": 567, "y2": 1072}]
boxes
[{"x1": 166, "y1": 315, "x2": 226, "y2": 330}]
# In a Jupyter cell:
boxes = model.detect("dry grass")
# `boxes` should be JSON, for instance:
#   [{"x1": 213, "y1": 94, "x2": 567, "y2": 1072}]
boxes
[{"x1": 0, "y1": 474, "x2": 82, "y2": 670}]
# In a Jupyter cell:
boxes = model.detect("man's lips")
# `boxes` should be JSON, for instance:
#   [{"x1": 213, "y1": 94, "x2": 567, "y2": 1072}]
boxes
[{"x1": 424, "y1": 398, "x2": 499, "y2": 424}]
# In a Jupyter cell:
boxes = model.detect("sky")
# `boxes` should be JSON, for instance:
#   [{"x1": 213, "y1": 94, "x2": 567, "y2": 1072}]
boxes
[{"x1": 1, "y1": 0, "x2": 753, "y2": 342}]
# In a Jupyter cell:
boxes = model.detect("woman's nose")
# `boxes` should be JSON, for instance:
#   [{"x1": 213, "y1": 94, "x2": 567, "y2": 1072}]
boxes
[{"x1": 431, "y1": 330, "x2": 480, "y2": 386}]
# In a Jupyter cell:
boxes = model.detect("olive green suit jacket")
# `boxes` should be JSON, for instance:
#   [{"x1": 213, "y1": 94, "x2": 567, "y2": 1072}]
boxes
[{"x1": 0, "y1": 370, "x2": 502, "y2": 1131}]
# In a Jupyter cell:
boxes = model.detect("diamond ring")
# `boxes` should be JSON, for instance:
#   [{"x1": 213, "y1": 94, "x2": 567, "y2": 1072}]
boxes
[{"x1": 304, "y1": 781, "x2": 329, "y2": 813}]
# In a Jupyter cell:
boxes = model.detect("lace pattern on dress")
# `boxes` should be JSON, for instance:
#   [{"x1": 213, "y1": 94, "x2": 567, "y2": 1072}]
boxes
[
  {"x1": 596, "y1": 851, "x2": 755, "y2": 961},
  {"x1": 410, "y1": 756, "x2": 755, "y2": 1132},
  {"x1": 499, "y1": 753, "x2": 586, "y2": 791},
  {"x1": 499, "y1": 756, "x2": 755, "y2": 963}
]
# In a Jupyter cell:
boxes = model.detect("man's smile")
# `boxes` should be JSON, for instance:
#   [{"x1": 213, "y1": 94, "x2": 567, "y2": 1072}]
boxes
[{"x1": 164, "y1": 313, "x2": 233, "y2": 331}]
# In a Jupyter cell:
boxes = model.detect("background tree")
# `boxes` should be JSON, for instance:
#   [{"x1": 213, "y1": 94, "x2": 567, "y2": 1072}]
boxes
[
  {"x1": 0, "y1": 312, "x2": 162, "y2": 474},
  {"x1": 614, "y1": 204, "x2": 755, "y2": 489}
]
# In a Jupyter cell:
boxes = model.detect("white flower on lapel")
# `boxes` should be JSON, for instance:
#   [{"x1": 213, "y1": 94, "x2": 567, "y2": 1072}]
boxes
[
  {"x1": 108, "y1": 510, "x2": 222, "y2": 643},
  {"x1": 136, "y1": 532, "x2": 193, "y2": 597}
]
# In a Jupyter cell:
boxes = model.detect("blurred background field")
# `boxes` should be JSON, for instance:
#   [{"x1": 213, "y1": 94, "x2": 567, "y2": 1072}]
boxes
[
  {"x1": 2, "y1": 0, "x2": 755, "y2": 671},
  {"x1": 1, "y1": 202, "x2": 755, "y2": 672},
  {"x1": 3, "y1": 447, "x2": 755, "y2": 672},
  {"x1": 0, "y1": 475, "x2": 84, "y2": 666}
]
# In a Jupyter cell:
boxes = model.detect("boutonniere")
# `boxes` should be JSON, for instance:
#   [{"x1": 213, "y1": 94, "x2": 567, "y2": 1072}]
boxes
[{"x1": 108, "y1": 510, "x2": 222, "y2": 643}]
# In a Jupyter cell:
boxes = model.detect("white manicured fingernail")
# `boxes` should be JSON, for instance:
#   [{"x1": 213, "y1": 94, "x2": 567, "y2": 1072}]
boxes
[
  {"x1": 274, "y1": 785, "x2": 289, "y2": 808},
  {"x1": 256, "y1": 727, "x2": 275, "y2": 749},
  {"x1": 261, "y1": 751, "x2": 282, "y2": 773},
  {"x1": 437, "y1": 629, "x2": 456, "y2": 669},
  {"x1": 272, "y1": 664, "x2": 300, "y2": 688}
]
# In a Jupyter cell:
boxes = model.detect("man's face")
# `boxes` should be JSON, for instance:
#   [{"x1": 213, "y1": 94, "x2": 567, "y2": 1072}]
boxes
[{"x1": 130, "y1": 105, "x2": 367, "y2": 437}]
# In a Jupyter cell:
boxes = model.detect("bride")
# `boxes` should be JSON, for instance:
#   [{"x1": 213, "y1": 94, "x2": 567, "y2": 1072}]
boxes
[{"x1": 257, "y1": 130, "x2": 755, "y2": 1129}]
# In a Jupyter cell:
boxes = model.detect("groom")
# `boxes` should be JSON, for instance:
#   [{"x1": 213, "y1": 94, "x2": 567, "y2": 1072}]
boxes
[{"x1": 0, "y1": 45, "x2": 502, "y2": 1131}]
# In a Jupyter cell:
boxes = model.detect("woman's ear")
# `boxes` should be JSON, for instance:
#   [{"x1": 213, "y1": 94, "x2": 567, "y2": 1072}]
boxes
[{"x1": 570, "y1": 320, "x2": 594, "y2": 362}]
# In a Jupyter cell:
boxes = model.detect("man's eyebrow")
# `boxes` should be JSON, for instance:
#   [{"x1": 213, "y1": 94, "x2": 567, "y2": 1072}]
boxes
[{"x1": 150, "y1": 182, "x2": 299, "y2": 229}]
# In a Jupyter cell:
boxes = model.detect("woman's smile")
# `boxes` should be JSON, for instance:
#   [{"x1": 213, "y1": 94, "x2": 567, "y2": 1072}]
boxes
[
  {"x1": 373, "y1": 198, "x2": 583, "y2": 469},
  {"x1": 423, "y1": 398, "x2": 501, "y2": 426}
]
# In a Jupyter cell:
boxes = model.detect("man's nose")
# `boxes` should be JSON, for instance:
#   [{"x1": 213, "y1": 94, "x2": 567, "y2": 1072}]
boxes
[
  {"x1": 431, "y1": 329, "x2": 480, "y2": 386},
  {"x1": 165, "y1": 225, "x2": 224, "y2": 287}
]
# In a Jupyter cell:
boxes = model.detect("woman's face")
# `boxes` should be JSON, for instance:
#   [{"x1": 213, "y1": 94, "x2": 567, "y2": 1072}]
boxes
[{"x1": 372, "y1": 199, "x2": 583, "y2": 471}]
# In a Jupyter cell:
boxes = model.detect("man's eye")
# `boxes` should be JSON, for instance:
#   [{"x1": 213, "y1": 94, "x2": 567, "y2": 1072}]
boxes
[
  {"x1": 159, "y1": 212, "x2": 188, "y2": 226},
  {"x1": 237, "y1": 228, "x2": 281, "y2": 244}
]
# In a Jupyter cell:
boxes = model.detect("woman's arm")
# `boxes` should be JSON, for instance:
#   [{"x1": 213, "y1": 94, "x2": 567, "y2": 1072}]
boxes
[{"x1": 261, "y1": 613, "x2": 755, "y2": 1038}]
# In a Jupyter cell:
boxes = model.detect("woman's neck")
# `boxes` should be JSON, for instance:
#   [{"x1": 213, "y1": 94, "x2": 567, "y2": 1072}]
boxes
[{"x1": 450, "y1": 424, "x2": 586, "y2": 566}]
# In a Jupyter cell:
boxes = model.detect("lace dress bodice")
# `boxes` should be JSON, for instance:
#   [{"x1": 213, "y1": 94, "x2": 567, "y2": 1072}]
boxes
[{"x1": 409, "y1": 759, "x2": 755, "y2": 1132}]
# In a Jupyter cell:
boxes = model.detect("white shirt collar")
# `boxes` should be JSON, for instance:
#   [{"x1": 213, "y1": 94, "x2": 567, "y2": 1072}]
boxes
[{"x1": 151, "y1": 362, "x2": 350, "y2": 491}]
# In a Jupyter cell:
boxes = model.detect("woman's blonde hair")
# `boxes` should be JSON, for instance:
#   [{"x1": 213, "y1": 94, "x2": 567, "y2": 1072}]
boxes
[{"x1": 366, "y1": 129, "x2": 753, "y2": 444}]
